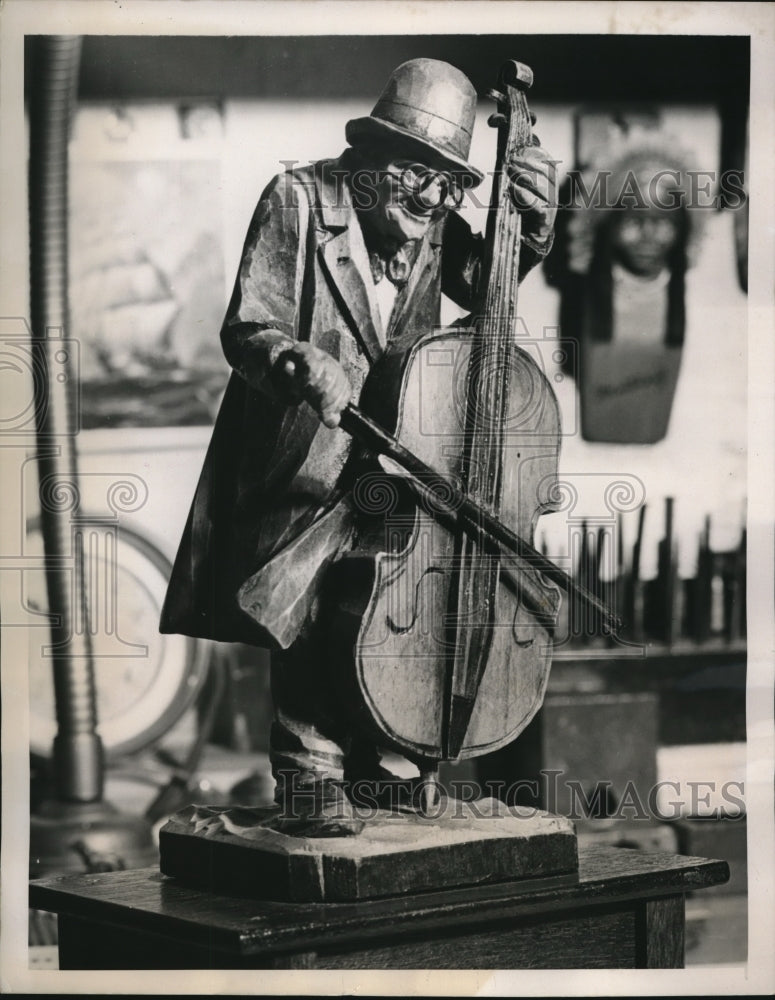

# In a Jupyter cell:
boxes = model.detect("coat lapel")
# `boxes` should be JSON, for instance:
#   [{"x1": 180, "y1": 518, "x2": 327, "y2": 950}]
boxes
[
  {"x1": 314, "y1": 160, "x2": 384, "y2": 364},
  {"x1": 319, "y1": 231, "x2": 384, "y2": 362}
]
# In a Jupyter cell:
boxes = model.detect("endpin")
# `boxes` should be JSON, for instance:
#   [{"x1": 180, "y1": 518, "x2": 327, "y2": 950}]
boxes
[{"x1": 419, "y1": 768, "x2": 440, "y2": 816}]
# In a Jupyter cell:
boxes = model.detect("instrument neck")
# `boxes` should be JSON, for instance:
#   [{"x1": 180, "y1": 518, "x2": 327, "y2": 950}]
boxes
[{"x1": 463, "y1": 85, "x2": 532, "y2": 511}]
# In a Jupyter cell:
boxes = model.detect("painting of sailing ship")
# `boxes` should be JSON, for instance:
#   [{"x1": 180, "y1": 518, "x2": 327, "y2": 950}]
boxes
[{"x1": 70, "y1": 156, "x2": 227, "y2": 428}]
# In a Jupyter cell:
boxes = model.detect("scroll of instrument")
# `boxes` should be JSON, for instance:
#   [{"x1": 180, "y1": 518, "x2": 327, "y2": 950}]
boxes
[{"x1": 331, "y1": 60, "x2": 619, "y2": 812}]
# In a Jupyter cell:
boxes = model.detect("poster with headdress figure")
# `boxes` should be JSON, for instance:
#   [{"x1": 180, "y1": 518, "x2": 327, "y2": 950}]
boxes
[{"x1": 548, "y1": 112, "x2": 706, "y2": 443}]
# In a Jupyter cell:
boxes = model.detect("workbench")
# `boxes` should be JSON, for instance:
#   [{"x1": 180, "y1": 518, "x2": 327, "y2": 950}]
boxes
[{"x1": 29, "y1": 845, "x2": 728, "y2": 969}]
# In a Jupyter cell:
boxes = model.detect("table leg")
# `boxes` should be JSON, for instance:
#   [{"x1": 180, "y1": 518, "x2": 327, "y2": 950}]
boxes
[{"x1": 641, "y1": 893, "x2": 685, "y2": 968}]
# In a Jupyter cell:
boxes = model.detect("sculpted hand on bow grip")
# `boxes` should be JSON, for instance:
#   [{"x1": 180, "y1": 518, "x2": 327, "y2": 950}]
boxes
[{"x1": 273, "y1": 341, "x2": 352, "y2": 429}]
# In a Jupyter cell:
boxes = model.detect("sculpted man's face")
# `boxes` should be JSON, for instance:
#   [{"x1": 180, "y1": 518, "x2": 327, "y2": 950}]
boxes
[
  {"x1": 351, "y1": 141, "x2": 461, "y2": 248},
  {"x1": 610, "y1": 206, "x2": 681, "y2": 278}
]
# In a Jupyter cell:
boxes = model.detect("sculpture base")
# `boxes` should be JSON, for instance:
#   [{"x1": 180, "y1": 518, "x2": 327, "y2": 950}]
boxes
[{"x1": 159, "y1": 800, "x2": 578, "y2": 902}]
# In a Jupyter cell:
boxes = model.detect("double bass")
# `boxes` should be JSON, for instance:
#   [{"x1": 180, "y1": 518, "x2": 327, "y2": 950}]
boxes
[{"x1": 327, "y1": 61, "x2": 616, "y2": 807}]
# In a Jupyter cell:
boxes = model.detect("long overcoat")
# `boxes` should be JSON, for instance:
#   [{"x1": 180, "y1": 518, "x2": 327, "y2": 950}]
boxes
[{"x1": 160, "y1": 154, "x2": 541, "y2": 648}]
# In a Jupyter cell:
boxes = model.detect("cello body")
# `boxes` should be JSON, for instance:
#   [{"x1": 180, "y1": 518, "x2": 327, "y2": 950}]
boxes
[
  {"x1": 329, "y1": 60, "x2": 563, "y2": 771},
  {"x1": 331, "y1": 327, "x2": 562, "y2": 764}
]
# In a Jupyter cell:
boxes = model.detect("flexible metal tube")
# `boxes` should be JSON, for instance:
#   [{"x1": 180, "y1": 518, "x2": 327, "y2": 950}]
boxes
[{"x1": 29, "y1": 35, "x2": 104, "y2": 801}]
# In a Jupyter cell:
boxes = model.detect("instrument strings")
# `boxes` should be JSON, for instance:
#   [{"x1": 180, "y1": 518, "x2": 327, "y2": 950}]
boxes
[{"x1": 477, "y1": 94, "x2": 526, "y2": 518}]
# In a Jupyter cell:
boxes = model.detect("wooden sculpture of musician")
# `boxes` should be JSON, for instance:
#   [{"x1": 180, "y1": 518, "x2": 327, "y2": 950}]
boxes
[{"x1": 161, "y1": 58, "x2": 580, "y2": 840}]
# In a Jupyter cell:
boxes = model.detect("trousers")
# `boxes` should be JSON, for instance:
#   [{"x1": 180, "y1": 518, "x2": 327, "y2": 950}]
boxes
[{"x1": 269, "y1": 623, "x2": 385, "y2": 802}]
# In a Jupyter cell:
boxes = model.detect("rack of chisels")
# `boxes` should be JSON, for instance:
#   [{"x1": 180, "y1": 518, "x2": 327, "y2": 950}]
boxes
[{"x1": 543, "y1": 498, "x2": 747, "y2": 651}]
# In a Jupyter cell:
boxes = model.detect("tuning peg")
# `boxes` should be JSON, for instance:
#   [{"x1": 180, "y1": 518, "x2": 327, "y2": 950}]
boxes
[
  {"x1": 488, "y1": 113, "x2": 507, "y2": 128},
  {"x1": 530, "y1": 111, "x2": 537, "y2": 126},
  {"x1": 486, "y1": 88, "x2": 506, "y2": 104}
]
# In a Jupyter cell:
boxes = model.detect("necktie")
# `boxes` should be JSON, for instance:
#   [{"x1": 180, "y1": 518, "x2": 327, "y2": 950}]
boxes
[{"x1": 368, "y1": 240, "x2": 419, "y2": 288}]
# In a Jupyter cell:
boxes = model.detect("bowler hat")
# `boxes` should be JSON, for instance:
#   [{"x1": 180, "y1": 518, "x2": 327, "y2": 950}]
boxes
[{"x1": 346, "y1": 59, "x2": 484, "y2": 187}]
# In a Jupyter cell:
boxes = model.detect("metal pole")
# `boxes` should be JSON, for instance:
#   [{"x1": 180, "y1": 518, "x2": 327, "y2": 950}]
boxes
[
  {"x1": 28, "y1": 37, "x2": 155, "y2": 880},
  {"x1": 28, "y1": 35, "x2": 102, "y2": 801}
]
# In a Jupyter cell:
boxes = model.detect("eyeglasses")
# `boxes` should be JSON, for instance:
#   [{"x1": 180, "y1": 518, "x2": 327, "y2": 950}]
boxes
[{"x1": 390, "y1": 161, "x2": 465, "y2": 212}]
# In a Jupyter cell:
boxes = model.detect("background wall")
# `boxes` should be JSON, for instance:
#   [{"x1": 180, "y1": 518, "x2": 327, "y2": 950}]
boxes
[{"x1": 37, "y1": 31, "x2": 748, "y2": 581}]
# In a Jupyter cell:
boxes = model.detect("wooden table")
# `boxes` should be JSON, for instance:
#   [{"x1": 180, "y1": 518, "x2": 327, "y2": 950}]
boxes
[{"x1": 29, "y1": 845, "x2": 728, "y2": 969}]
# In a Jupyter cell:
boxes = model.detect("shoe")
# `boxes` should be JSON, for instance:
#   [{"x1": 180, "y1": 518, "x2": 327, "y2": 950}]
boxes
[
  {"x1": 345, "y1": 760, "x2": 430, "y2": 813},
  {"x1": 266, "y1": 777, "x2": 365, "y2": 838}
]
